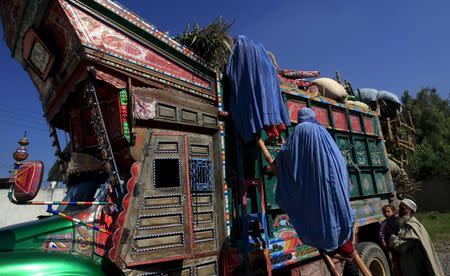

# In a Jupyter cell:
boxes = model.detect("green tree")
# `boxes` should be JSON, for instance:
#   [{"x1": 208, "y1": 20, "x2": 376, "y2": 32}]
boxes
[{"x1": 401, "y1": 88, "x2": 450, "y2": 179}]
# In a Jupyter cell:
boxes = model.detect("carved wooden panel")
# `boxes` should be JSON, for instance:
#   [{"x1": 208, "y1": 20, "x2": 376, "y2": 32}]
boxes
[
  {"x1": 120, "y1": 131, "x2": 193, "y2": 265},
  {"x1": 118, "y1": 130, "x2": 223, "y2": 267},
  {"x1": 188, "y1": 134, "x2": 219, "y2": 254},
  {"x1": 126, "y1": 255, "x2": 218, "y2": 276},
  {"x1": 181, "y1": 109, "x2": 198, "y2": 123},
  {"x1": 132, "y1": 88, "x2": 218, "y2": 130}
]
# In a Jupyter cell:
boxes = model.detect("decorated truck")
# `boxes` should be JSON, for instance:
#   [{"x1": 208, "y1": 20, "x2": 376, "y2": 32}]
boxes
[{"x1": 0, "y1": 0, "x2": 395, "y2": 275}]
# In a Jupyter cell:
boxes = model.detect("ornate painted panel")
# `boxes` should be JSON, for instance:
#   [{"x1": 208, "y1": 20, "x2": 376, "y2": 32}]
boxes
[
  {"x1": 350, "y1": 114, "x2": 363, "y2": 133},
  {"x1": 335, "y1": 135, "x2": 352, "y2": 165},
  {"x1": 349, "y1": 172, "x2": 360, "y2": 197},
  {"x1": 363, "y1": 116, "x2": 375, "y2": 136},
  {"x1": 263, "y1": 142, "x2": 283, "y2": 209},
  {"x1": 87, "y1": 0, "x2": 213, "y2": 70},
  {"x1": 360, "y1": 172, "x2": 375, "y2": 196},
  {"x1": 60, "y1": 1, "x2": 215, "y2": 100},
  {"x1": 367, "y1": 139, "x2": 385, "y2": 167},
  {"x1": 286, "y1": 100, "x2": 307, "y2": 123},
  {"x1": 332, "y1": 109, "x2": 348, "y2": 131},
  {"x1": 374, "y1": 171, "x2": 387, "y2": 194},
  {"x1": 311, "y1": 105, "x2": 330, "y2": 127},
  {"x1": 353, "y1": 137, "x2": 369, "y2": 166},
  {"x1": 351, "y1": 198, "x2": 388, "y2": 227}
]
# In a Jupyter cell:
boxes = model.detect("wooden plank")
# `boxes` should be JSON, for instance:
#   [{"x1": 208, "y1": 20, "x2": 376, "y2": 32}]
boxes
[
  {"x1": 134, "y1": 233, "x2": 184, "y2": 249},
  {"x1": 139, "y1": 214, "x2": 183, "y2": 227}
]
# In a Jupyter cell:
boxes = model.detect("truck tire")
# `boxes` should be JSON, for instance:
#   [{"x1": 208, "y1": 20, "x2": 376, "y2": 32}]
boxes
[{"x1": 343, "y1": 242, "x2": 390, "y2": 276}]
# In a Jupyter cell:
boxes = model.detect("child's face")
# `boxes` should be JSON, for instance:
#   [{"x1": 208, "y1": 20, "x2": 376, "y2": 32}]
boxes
[{"x1": 383, "y1": 208, "x2": 395, "y2": 219}]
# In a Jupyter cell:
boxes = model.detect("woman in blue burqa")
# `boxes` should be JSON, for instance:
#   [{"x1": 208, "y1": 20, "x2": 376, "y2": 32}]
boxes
[{"x1": 275, "y1": 108, "x2": 355, "y2": 252}]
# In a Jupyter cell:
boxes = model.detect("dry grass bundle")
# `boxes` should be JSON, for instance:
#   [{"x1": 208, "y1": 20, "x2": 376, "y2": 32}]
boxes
[
  {"x1": 393, "y1": 170, "x2": 421, "y2": 199},
  {"x1": 176, "y1": 17, "x2": 233, "y2": 70}
]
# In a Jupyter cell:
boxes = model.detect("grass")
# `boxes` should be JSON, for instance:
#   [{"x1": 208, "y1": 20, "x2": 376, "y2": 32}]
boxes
[
  {"x1": 176, "y1": 17, "x2": 233, "y2": 70},
  {"x1": 416, "y1": 211, "x2": 450, "y2": 252}
]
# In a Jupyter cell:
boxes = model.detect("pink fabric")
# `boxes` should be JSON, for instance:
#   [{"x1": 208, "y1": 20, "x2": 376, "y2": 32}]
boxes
[
  {"x1": 133, "y1": 95, "x2": 156, "y2": 120},
  {"x1": 264, "y1": 123, "x2": 286, "y2": 138},
  {"x1": 278, "y1": 75, "x2": 312, "y2": 88},
  {"x1": 278, "y1": 69, "x2": 320, "y2": 79}
]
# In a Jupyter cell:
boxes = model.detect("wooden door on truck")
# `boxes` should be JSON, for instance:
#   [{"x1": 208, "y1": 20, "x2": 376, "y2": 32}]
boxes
[
  {"x1": 120, "y1": 130, "x2": 193, "y2": 265},
  {"x1": 119, "y1": 129, "x2": 221, "y2": 267}
]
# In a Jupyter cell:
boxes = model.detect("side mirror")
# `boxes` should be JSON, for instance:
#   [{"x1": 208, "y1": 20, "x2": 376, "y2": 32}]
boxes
[{"x1": 13, "y1": 161, "x2": 44, "y2": 202}]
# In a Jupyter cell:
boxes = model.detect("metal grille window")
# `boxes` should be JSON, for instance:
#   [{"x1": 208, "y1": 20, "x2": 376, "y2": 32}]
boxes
[{"x1": 189, "y1": 158, "x2": 213, "y2": 191}]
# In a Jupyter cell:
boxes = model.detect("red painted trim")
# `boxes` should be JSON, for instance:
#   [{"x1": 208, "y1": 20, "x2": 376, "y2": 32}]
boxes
[{"x1": 108, "y1": 161, "x2": 139, "y2": 261}]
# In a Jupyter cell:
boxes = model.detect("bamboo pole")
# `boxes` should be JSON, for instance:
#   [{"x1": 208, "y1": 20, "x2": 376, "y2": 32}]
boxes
[
  {"x1": 397, "y1": 138, "x2": 410, "y2": 144},
  {"x1": 387, "y1": 118, "x2": 394, "y2": 141},
  {"x1": 398, "y1": 142, "x2": 415, "y2": 152},
  {"x1": 257, "y1": 137, "x2": 278, "y2": 176},
  {"x1": 399, "y1": 121, "x2": 416, "y2": 132},
  {"x1": 390, "y1": 156, "x2": 401, "y2": 166},
  {"x1": 396, "y1": 109, "x2": 402, "y2": 127},
  {"x1": 257, "y1": 137, "x2": 274, "y2": 163}
]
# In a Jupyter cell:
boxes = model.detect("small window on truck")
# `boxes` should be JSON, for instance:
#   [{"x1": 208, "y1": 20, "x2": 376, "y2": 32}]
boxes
[{"x1": 154, "y1": 158, "x2": 181, "y2": 188}]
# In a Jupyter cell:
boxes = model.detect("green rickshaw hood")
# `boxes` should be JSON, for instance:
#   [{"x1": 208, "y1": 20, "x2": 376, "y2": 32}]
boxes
[{"x1": 0, "y1": 216, "x2": 73, "y2": 252}]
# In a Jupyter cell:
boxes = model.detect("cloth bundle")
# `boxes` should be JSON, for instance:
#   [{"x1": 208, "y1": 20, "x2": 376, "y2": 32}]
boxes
[
  {"x1": 356, "y1": 88, "x2": 401, "y2": 118},
  {"x1": 226, "y1": 35, "x2": 290, "y2": 143},
  {"x1": 278, "y1": 69, "x2": 320, "y2": 79},
  {"x1": 312, "y1": 78, "x2": 348, "y2": 102}
]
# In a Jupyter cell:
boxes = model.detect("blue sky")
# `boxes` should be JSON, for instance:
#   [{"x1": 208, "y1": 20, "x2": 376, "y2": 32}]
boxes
[{"x1": 1, "y1": 0, "x2": 449, "y2": 179}]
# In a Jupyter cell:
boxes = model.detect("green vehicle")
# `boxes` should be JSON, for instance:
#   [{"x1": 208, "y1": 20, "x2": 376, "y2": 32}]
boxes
[{"x1": 0, "y1": 0, "x2": 396, "y2": 275}]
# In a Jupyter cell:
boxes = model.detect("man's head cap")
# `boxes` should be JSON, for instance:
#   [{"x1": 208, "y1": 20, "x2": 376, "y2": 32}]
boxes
[{"x1": 401, "y1": 198, "x2": 417, "y2": 212}]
